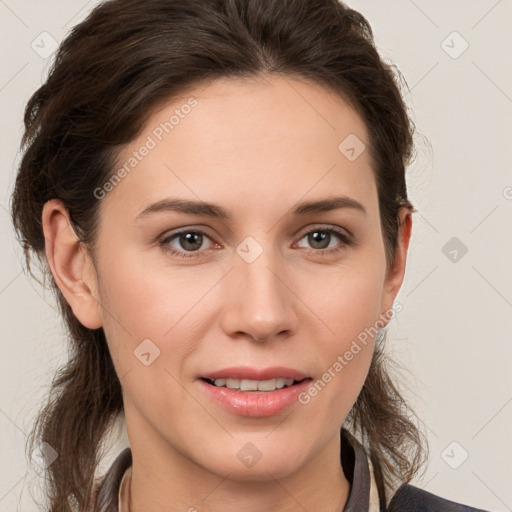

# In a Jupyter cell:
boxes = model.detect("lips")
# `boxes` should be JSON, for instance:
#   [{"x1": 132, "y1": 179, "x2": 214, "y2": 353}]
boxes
[
  {"x1": 197, "y1": 366, "x2": 313, "y2": 417},
  {"x1": 200, "y1": 366, "x2": 309, "y2": 382}
]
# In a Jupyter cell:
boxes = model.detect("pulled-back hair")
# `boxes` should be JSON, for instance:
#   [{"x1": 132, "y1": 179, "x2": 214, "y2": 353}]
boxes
[{"x1": 10, "y1": 0, "x2": 427, "y2": 510}]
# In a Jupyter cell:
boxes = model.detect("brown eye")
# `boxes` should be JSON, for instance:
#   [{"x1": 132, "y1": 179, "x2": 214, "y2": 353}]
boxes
[
  {"x1": 306, "y1": 230, "x2": 332, "y2": 250},
  {"x1": 177, "y1": 232, "x2": 204, "y2": 251},
  {"x1": 159, "y1": 229, "x2": 216, "y2": 258},
  {"x1": 296, "y1": 227, "x2": 351, "y2": 254}
]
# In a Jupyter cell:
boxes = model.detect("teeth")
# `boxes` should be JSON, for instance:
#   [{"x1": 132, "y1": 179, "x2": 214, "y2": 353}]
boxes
[
  {"x1": 254, "y1": 379, "x2": 275, "y2": 391},
  {"x1": 212, "y1": 377, "x2": 298, "y2": 391},
  {"x1": 241, "y1": 379, "x2": 259, "y2": 391},
  {"x1": 225, "y1": 378, "x2": 240, "y2": 389}
]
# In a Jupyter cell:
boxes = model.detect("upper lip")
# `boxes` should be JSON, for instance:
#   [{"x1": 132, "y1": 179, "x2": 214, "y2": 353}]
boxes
[{"x1": 200, "y1": 366, "x2": 310, "y2": 381}]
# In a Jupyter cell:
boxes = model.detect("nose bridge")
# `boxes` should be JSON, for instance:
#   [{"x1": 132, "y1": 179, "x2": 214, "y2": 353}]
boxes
[{"x1": 221, "y1": 237, "x2": 296, "y2": 341}]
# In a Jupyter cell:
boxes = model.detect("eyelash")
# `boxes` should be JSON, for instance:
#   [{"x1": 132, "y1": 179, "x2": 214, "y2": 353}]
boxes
[{"x1": 158, "y1": 226, "x2": 352, "y2": 259}]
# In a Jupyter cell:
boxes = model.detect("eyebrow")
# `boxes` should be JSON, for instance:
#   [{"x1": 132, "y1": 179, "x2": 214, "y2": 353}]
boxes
[{"x1": 134, "y1": 195, "x2": 366, "y2": 221}]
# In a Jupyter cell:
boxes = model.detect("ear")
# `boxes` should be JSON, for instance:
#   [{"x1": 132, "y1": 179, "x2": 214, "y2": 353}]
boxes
[
  {"x1": 41, "y1": 199, "x2": 103, "y2": 329},
  {"x1": 380, "y1": 207, "x2": 413, "y2": 319}
]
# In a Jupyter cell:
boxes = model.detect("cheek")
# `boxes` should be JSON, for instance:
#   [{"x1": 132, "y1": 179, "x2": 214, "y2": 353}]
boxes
[
  {"x1": 97, "y1": 247, "x2": 221, "y2": 339},
  {"x1": 296, "y1": 261, "x2": 385, "y2": 411},
  {"x1": 96, "y1": 258, "x2": 206, "y2": 428},
  {"x1": 303, "y1": 260, "x2": 386, "y2": 342},
  {"x1": 95, "y1": 248, "x2": 231, "y2": 404}
]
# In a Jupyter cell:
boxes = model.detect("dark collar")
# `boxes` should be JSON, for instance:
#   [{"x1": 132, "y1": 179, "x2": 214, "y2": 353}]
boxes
[
  {"x1": 95, "y1": 428, "x2": 372, "y2": 512},
  {"x1": 341, "y1": 428, "x2": 372, "y2": 511}
]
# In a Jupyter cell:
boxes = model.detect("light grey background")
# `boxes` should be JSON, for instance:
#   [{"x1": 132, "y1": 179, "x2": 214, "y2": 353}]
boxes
[{"x1": 1, "y1": 1, "x2": 511, "y2": 510}]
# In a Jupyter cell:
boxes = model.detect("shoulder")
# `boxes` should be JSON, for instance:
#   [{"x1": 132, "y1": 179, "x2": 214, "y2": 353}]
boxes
[{"x1": 388, "y1": 483, "x2": 491, "y2": 512}]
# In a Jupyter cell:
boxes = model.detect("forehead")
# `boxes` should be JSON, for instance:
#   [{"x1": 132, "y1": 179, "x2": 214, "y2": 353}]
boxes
[{"x1": 103, "y1": 74, "x2": 377, "y2": 223}]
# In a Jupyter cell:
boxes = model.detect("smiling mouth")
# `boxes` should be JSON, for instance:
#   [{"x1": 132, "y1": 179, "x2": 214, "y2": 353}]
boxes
[{"x1": 201, "y1": 377, "x2": 309, "y2": 392}]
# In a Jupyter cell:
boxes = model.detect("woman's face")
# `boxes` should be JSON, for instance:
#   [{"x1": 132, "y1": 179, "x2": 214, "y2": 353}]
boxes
[{"x1": 49, "y1": 74, "x2": 410, "y2": 481}]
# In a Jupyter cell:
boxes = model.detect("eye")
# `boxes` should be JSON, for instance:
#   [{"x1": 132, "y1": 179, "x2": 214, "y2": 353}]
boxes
[
  {"x1": 159, "y1": 229, "x2": 218, "y2": 258},
  {"x1": 158, "y1": 225, "x2": 352, "y2": 259},
  {"x1": 295, "y1": 226, "x2": 351, "y2": 255}
]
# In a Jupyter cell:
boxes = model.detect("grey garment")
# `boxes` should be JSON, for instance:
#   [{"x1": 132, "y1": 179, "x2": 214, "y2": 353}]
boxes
[{"x1": 93, "y1": 428, "x2": 490, "y2": 512}]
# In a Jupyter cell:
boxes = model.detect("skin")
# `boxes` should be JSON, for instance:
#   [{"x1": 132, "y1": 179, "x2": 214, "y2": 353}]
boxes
[{"x1": 42, "y1": 73, "x2": 412, "y2": 512}]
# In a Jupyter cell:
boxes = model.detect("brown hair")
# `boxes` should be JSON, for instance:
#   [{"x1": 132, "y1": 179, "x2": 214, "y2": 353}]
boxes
[{"x1": 10, "y1": 0, "x2": 427, "y2": 510}]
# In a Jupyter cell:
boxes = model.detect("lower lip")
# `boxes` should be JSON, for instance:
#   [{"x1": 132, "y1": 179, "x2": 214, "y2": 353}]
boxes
[{"x1": 198, "y1": 378, "x2": 312, "y2": 417}]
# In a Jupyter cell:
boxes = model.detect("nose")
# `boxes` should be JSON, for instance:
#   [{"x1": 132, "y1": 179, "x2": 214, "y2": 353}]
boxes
[{"x1": 219, "y1": 248, "x2": 298, "y2": 343}]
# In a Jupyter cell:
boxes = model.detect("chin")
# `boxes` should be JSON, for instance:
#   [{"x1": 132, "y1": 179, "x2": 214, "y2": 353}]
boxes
[{"x1": 198, "y1": 443, "x2": 307, "y2": 482}]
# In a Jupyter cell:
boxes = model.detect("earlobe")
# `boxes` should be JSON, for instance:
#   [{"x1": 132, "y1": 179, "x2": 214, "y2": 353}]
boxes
[{"x1": 42, "y1": 199, "x2": 103, "y2": 329}]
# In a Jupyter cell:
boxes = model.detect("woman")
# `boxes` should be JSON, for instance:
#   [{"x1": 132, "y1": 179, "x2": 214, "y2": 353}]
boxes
[{"x1": 10, "y1": 0, "x2": 490, "y2": 511}]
